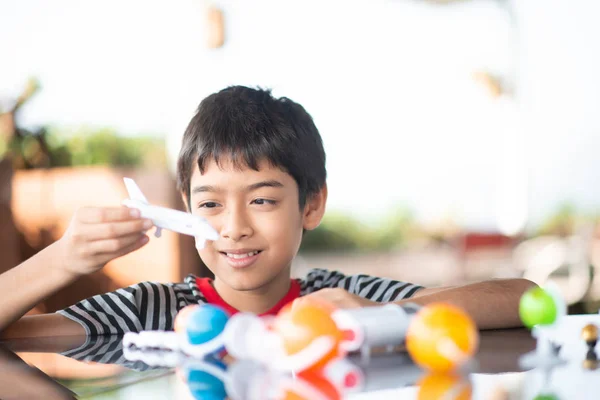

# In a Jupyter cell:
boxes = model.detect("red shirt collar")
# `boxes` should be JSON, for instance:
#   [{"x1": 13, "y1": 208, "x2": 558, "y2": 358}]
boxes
[{"x1": 195, "y1": 277, "x2": 301, "y2": 316}]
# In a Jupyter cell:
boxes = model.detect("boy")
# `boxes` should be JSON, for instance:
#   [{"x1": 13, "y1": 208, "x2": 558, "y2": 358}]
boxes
[{"x1": 0, "y1": 86, "x2": 534, "y2": 341}]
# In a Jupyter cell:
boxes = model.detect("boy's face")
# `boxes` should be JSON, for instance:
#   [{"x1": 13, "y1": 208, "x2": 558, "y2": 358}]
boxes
[{"x1": 188, "y1": 157, "x2": 325, "y2": 292}]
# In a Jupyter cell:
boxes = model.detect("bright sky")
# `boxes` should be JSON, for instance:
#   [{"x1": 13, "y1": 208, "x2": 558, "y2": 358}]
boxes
[{"x1": 2, "y1": 0, "x2": 600, "y2": 233}]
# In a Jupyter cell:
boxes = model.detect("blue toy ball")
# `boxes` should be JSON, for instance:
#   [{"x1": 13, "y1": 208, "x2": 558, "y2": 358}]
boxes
[
  {"x1": 185, "y1": 359, "x2": 227, "y2": 400},
  {"x1": 186, "y1": 304, "x2": 229, "y2": 345}
]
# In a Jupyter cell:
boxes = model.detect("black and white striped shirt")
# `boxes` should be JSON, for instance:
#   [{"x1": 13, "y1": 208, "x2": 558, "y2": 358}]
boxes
[{"x1": 57, "y1": 268, "x2": 423, "y2": 336}]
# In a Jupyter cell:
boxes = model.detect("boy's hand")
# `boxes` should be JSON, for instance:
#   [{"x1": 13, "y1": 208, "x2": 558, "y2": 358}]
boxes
[
  {"x1": 297, "y1": 288, "x2": 377, "y2": 309},
  {"x1": 53, "y1": 206, "x2": 153, "y2": 277}
]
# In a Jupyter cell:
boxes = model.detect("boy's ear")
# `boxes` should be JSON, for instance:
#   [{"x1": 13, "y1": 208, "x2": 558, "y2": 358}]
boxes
[{"x1": 302, "y1": 183, "x2": 327, "y2": 231}]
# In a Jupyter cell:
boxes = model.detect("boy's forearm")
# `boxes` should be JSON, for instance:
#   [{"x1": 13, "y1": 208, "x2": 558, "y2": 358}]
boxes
[
  {"x1": 394, "y1": 278, "x2": 537, "y2": 330},
  {"x1": 1, "y1": 314, "x2": 85, "y2": 343},
  {"x1": 0, "y1": 242, "x2": 79, "y2": 335}
]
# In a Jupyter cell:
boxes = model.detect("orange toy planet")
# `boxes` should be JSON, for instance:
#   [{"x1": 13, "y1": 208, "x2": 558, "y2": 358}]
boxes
[
  {"x1": 417, "y1": 372, "x2": 472, "y2": 400},
  {"x1": 282, "y1": 370, "x2": 342, "y2": 400},
  {"x1": 406, "y1": 303, "x2": 479, "y2": 372},
  {"x1": 272, "y1": 299, "x2": 344, "y2": 372}
]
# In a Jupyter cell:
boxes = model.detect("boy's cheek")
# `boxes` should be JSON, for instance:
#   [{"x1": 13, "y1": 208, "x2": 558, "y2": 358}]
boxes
[{"x1": 195, "y1": 248, "x2": 213, "y2": 267}]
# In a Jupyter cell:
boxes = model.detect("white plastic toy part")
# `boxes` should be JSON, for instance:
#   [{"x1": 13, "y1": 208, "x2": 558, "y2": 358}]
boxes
[
  {"x1": 122, "y1": 330, "x2": 225, "y2": 359},
  {"x1": 226, "y1": 360, "x2": 334, "y2": 400},
  {"x1": 227, "y1": 353, "x2": 425, "y2": 400},
  {"x1": 332, "y1": 303, "x2": 420, "y2": 363},
  {"x1": 122, "y1": 177, "x2": 219, "y2": 247},
  {"x1": 123, "y1": 345, "x2": 186, "y2": 367},
  {"x1": 220, "y1": 313, "x2": 281, "y2": 363},
  {"x1": 222, "y1": 312, "x2": 337, "y2": 373},
  {"x1": 225, "y1": 303, "x2": 422, "y2": 371},
  {"x1": 121, "y1": 349, "x2": 229, "y2": 389},
  {"x1": 519, "y1": 283, "x2": 600, "y2": 369},
  {"x1": 321, "y1": 357, "x2": 365, "y2": 393},
  {"x1": 520, "y1": 314, "x2": 600, "y2": 369},
  {"x1": 324, "y1": 353, "x2": 423, "y2": 394},
  {"x1": 545, "y1": 281, "x2": 568, "y2": 323}
]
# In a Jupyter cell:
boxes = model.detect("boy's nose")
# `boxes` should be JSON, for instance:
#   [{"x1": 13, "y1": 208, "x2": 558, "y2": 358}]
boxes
[{"x1": 220, "y1": 208, "x2": 253, "y2": 242}]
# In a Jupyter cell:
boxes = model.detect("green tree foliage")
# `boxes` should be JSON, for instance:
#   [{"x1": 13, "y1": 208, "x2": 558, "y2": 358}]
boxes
[
  {"x1": 1, "y1": 124, "x2": 167, "y2": 170},
  {"x1": 536, "y1": 202, "x2": 600, "y2": 237},
  {"x1": 45, "y1": 127, "x2": 167, "y2": 168},
  {"x1": 1, "y1": 78, "x2": 166, "y2": 169},
  {"x1": 300, "y1": 207, "x2": 418, "y2": 253}
]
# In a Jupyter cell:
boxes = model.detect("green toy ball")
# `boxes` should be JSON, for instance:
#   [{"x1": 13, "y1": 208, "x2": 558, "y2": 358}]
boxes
[
  {"x1": 519, "y1": 286, "x2": 558, "y2": 329},
  {"x1": 533, "y1": 395, "x2": 560, "y2": 400}
]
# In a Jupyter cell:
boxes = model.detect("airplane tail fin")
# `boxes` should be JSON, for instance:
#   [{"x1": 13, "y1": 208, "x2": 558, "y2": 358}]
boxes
[
  {"x1": 200, "y1": 219, "x2": 220, "y2": 241},
  {"x1": 195, "y1": 237, "x2": 206, "y2": 250},
  {"x1": 123, "y1": 177, "x2": 149, "y2": 204}
]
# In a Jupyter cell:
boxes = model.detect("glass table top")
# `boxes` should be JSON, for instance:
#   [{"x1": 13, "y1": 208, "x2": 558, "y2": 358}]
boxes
[{"x1": 1, "y1": 328, "x2": 598, "y2": 399}]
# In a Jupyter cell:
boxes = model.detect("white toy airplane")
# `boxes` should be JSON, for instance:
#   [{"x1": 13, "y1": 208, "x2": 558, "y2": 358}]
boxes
[{"x1": 122, "y1": 177, "x2": 219, "y2": 249}]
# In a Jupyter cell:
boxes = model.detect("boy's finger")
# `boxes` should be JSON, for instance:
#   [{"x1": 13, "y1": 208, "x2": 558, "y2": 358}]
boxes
[
  {"x1": 112, "y1": 234, "x2": 150, "y2": 258},
  {"x1": 86, "y1": 233, "x2": 147, "y2": 255},
  {"x1": 92, "y1": 235, "x2": 150, "y2": 266},
  {"x1": 83, "y1": 219, "x2": 153, "y2": 240},
  {"x1": 77, "y1": 206, "x2": 141, "y2": 224}
]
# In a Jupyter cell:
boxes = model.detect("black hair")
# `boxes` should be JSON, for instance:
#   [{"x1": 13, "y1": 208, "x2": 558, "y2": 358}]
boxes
[{"x1": 177, "y1": 86, "x2": 326, "y2": 209}]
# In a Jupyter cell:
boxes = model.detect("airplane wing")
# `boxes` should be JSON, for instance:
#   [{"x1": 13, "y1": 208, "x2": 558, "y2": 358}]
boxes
[{"x1": 123, "y1": 177, "x2": 149, "y2": 204}]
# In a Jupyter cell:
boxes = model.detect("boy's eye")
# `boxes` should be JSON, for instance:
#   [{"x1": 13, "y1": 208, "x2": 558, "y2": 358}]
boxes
[
  {"x1": 198, "y1": 201, "x2": 220, "y2": 209},
  {"x1": 252, "y1": 198, "x2": 277, "y2": 206}
]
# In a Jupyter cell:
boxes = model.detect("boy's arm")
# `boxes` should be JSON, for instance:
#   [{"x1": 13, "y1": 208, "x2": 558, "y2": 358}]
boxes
[
  {"x1": 0, "y1": 244, "x2": 84, "y2": 339},
  {"x1": 298, "y1": 269, "x2": 536, "y2": 330},
  {"x1": 1, "y1": 314, "x2": 85, "y2": 340},
  {"x1": 1, "y1": 279, "x2": 197, "y2": 356},
  {"x1": 0, "y1": 206, "x2": 152, "y2": 338},
  {"x1": 394, "y1": 279, "x2": 536, "y2": 329}
]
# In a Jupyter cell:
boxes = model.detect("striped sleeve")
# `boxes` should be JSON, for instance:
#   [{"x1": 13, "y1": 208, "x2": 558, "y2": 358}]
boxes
[
  {"x1": 56, "y1": 281, "x2": 201, "y2": 335},
  {"x1": 299, "y1": 268, "x2": 424, "y2": 302}
]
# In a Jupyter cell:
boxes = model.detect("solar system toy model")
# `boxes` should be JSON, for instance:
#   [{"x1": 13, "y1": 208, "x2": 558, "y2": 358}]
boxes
[
  {"x1": 123, "y1": 302, "x2": 477, "y2": 400},
  {"x1": 124, "y1": 299, "x2": 478, "y2": 373}
]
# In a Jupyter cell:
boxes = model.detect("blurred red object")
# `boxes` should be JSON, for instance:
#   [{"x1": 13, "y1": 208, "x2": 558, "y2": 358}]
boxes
[
  {"x1": 453, "y1": 231, "x2": 522, "y2": 284},
  {"x1": 461, "y1": 232, "x2": 516, "y2": 252}
]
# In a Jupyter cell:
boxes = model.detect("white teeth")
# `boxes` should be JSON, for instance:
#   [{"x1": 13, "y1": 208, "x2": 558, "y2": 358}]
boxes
[{"x1": 226, "y1": 251, "x2": 259, "y2": 259}]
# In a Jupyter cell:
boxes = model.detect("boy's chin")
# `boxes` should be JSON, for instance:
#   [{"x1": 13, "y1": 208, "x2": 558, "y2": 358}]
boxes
[
  {"x1": 227, "y1": 277, "x2": 269, "y2": 292},
  {"x1": 219, "y1": 273, "x2": 277, "y2": 292}
]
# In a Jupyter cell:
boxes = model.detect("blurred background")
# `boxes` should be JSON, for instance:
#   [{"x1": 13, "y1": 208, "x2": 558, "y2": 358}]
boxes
[{"x1": 2, "y1": 0, "x2": 600, "y2": 317}]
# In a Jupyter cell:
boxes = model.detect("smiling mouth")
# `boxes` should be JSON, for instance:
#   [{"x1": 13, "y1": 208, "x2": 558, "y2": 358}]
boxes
[
  {"x1": 219, "y1": 250, "x2": 262, "y2": 259},
  {"x1": 219, "y1": 250, "x2": 263, "y2": 269}
]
